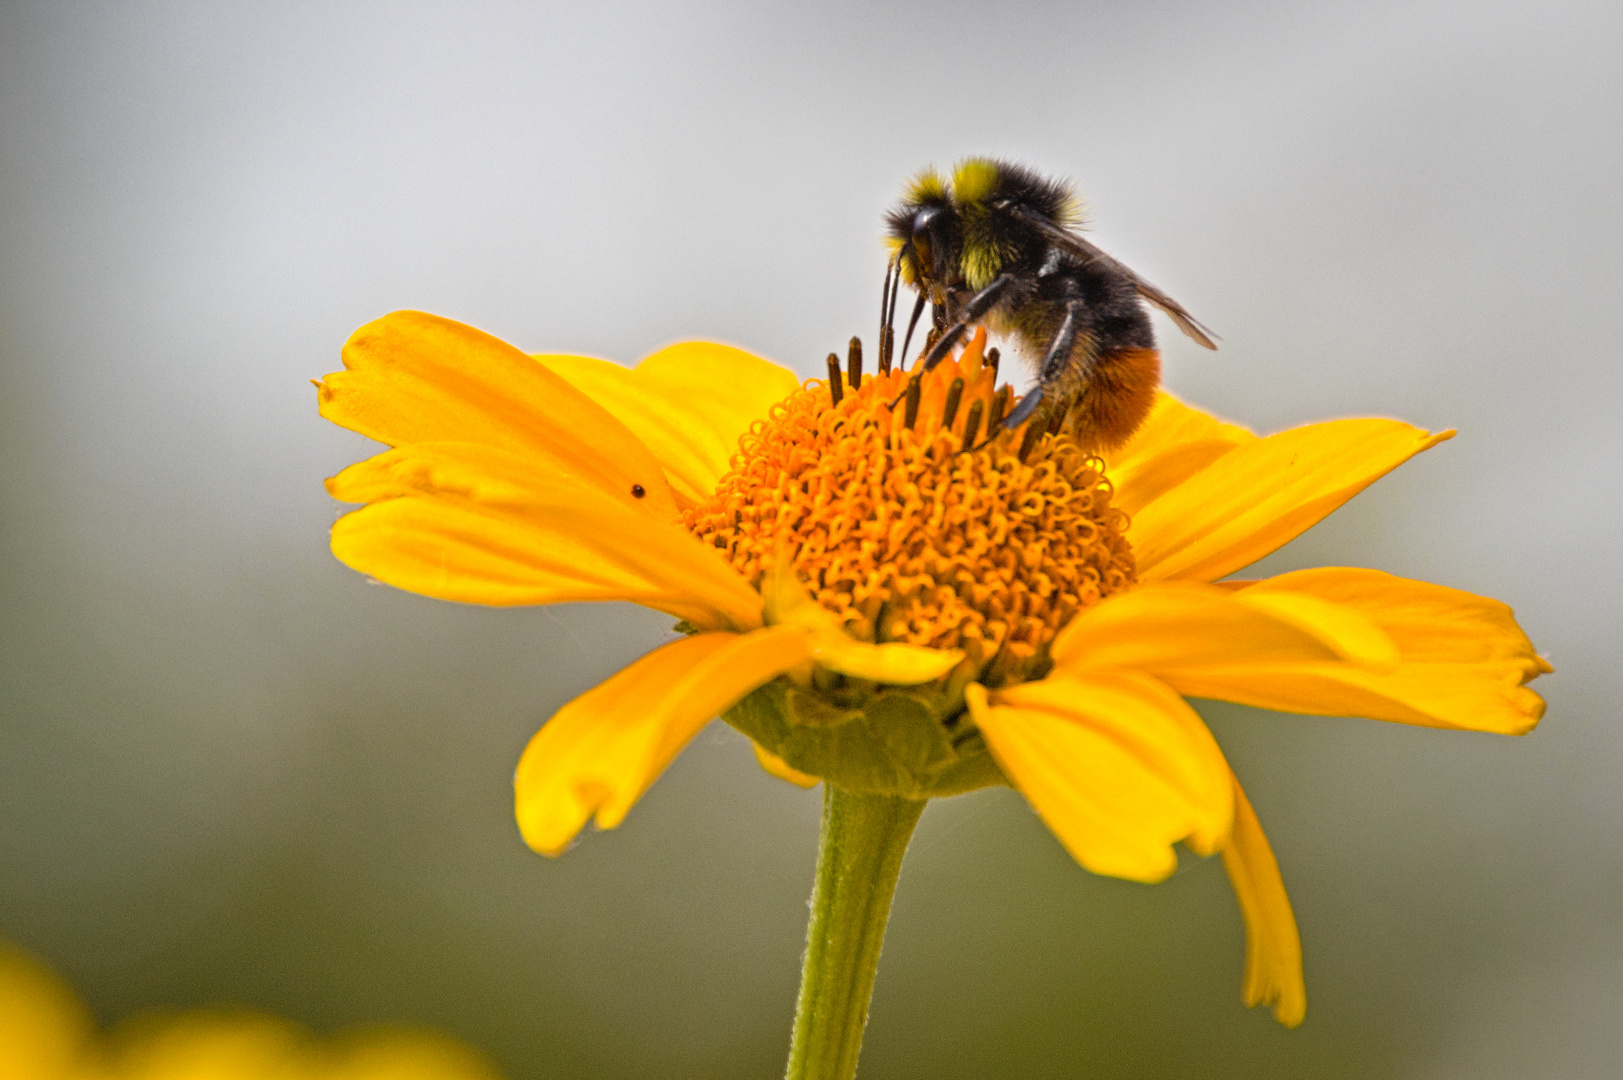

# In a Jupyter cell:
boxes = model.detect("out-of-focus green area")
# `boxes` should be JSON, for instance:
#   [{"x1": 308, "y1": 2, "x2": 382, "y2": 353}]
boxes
[{"x1": 2, "y1": 2, "x2": 1618, "y2": 1078}]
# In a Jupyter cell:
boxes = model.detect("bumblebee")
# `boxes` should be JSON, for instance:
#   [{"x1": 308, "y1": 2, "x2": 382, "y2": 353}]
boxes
[{"x1": 881, "y1": 157, "x2": 1217, "y2": 450}]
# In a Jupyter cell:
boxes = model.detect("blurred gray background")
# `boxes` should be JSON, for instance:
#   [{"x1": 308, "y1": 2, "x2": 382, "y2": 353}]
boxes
[{"x1": 2, "y1": 1, "x2": 1618, "y2": 1077}]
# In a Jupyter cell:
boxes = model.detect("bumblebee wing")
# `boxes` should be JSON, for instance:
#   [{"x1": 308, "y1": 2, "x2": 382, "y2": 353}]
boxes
[
  {"x1": 1132, "y1": 279, "x2": 1221, "y2": 350},
  {"x1": 1009, "y1": 207, "x2": 1220, "y2": 350}
]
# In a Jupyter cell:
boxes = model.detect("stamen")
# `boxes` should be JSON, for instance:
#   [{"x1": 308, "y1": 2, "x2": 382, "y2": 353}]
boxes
[
  {"x1": 1046, "y1": 409, "x2": 1066, "y2": 436},
  {"x1": 847, "y1": 337, "x2": 863, "y2": 390},
  {"x1": 826, "y1": 353, "x2": 844, "y2": 406},
  {"x1": 986, "y1": 385, "x2": 1009, "y2": 431},
  {"x1": 903, "y1": 375, "x2": 921, "y2": 429},
  {"x1": 960, "y1": 400, "x2": 983, "y2": 452},
  {"x1": 941, "y1": 378, "x2": 964, "y2": 430},
  {"x1": 986, "y1": 347, "x2": 1000, "y2": 381},
  {"x1": 1018, "y1": 421, "x2": 1043, "y2": 461}
]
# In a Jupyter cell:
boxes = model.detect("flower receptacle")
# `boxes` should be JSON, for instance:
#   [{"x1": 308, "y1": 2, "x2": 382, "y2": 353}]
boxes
[{"x1": 725, "y1": 678, "x2": 1007, "y2": 799}]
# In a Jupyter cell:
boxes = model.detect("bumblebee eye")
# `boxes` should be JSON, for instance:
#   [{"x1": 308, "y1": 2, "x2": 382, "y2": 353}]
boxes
[{"x1": 911, "y1": 207, "x2": 940, "y2": 240}]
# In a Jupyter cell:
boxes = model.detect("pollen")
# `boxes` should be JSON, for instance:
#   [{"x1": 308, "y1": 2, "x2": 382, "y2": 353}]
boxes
[{"x1": 683, "y1": 330, "x2": 1137, "y2": 686}]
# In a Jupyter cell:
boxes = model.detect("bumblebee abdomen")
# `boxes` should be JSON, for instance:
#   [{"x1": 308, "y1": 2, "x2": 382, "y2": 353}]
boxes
[{"x1": 1061, "y1": 347, "x2": 1161, "y2": 451}]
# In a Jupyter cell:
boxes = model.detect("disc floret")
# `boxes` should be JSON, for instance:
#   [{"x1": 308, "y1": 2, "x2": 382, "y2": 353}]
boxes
[{"x1": 683, "y1": 331, "x2": 1136, "y2": 690}]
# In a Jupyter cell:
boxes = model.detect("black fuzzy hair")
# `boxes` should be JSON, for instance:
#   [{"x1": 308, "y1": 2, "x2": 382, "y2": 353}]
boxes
[{"x1": 984, "y1": 159, "x2": 1081, "y2": 226}]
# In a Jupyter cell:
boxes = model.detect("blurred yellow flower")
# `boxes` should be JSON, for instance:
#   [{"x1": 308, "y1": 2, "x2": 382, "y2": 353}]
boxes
[
  {"x1": 318, "y1": 310, "x2": 1549, "y2": 1027},
  {"x1": 0, "y1": 942, "x2": 501, "y2": 1080}
]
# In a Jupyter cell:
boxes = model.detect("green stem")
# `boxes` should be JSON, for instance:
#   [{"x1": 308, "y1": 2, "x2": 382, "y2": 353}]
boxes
[{"x1": 785, "y1": 784, "x2": 927, "y2": 1080}]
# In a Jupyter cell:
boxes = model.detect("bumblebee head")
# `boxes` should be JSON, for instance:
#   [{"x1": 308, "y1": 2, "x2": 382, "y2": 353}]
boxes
[{"x1": 885, "y1": 166, "x2": 960, "y2": 289}]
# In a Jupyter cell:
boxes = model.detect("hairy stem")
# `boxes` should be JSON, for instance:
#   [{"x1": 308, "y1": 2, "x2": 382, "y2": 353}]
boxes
[{"x1": 785, "y1": 785, "x2": 926, "y2": 1080}]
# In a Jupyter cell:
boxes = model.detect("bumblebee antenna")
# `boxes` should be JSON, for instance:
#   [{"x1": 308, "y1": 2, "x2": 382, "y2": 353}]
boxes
[
  {"x1": 898, "y1": 294, "x2": 927, "y2": 371},
  {"x1": 880, "y1": 245, "x2": 912, "y2": 374},
  {"x1": 888, "y1": 247, "x2": 909, "y2": 327},
  {"x1": 879, "y1": 256, "x2": 895, "y2": 340}
]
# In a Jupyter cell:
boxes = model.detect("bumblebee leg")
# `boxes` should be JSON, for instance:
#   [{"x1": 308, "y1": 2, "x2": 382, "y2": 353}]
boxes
[
  {"x1": 1003, "y1": 383, "x2": 1046, "y2": 429},
  {"x1": 919, "y1": 273, "x2": 1016, "y2": 370},
  {"x1": 1003, "y1": 301, "x2": 1084, "y2": 430},
  {"x1": 1039, "y1": 301, "x2": 1084, "y2": 384}
]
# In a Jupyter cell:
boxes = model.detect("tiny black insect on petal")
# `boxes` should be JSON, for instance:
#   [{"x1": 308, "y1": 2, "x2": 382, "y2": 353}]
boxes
[{"x1": 631, "y1": 484, "x2": 646, "y2": 499}]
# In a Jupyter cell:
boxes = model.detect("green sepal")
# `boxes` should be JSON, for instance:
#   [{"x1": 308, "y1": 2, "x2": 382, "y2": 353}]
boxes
[{"x1": 724, "y1": 679, "x2": 1007, "y2": 799}]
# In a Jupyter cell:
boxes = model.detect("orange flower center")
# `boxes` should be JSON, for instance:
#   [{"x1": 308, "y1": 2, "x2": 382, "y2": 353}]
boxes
[{"x1": 684, "y1": 330, "x2": 1136, "y2": 686}]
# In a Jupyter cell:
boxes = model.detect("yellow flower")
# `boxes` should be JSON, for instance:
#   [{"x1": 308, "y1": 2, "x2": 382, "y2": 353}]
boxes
[
  {"x1": 318, "y1": 310, "x2": 1549, "y2": 1028},
  {"x1": 0, "y1": 941, "x2": 500, "y2": 1079}
]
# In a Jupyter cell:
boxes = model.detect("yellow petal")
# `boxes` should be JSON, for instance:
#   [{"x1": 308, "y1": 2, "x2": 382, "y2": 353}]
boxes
[
  {"x1": 752, "y1": 741, "x2": 820, "y2": 788},
  {"x1": 0, "y1": 945, "x2": 90, "y2": 1080},
  {"x1": 1106, "y1": 390, "x2": 1257, "y2": 465},
  {"x1": 761, "y1": 560, "x2": 963, "y2": 684},
  {"x1": 966, "y1": 674, "x2": 1233, "y2": 881},
  {"x1": 1102, "y1": 392, "x2": 1257, "y2": 516},
  {"x1": 1050, "y1": 581, "x2": 1397, "y2": 674},
  {"x1": 809, "y1": 638, "x2": 964, "y2": 684},
  {"x1": 111, "y1": 1016, "x2": 307, "y2": 1078},
  {"x1": 318, "y1": 310, "x2": 678, "y2": 516},
  {"x1": 323, "y1": 1030, "x2": 503, "y2": 1080},
  {"x1": 1222, "y1": 775, "x2": 1306, "y2": 1027},
  {"x1": 327, "y1": 441, "x2": 762, "y2": 630},
  {"x1": 1165, "y1": 568, "x2": 1549, "y2": 734},
  {"x1": 1129, "y1": 418, "x2": 1453, "y2": 584},
  {"x1": 514, "y1": 627, "x2": 813, "y2": 855},
  {"x1": 540, "y1": 343, "x2": 801, "y2": 505}
]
